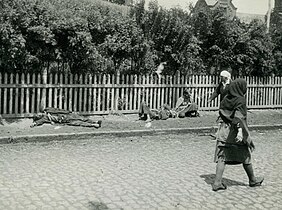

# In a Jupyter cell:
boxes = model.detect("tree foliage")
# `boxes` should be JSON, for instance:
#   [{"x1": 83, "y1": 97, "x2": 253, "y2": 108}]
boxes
[{"x1": 0, "y1": 0, "x2": 281, "y2": 76}]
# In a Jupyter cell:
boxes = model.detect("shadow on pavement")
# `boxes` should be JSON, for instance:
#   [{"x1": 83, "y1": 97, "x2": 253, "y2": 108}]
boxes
[
  {"x1": 2, "y1": 118, "x2": 22, "y2": 124},
  {"x1": 88, "y1": 201, "x2": 109, "y2": 210},
  {"x1": 200, "y1": 174, "x2": 247, "y2": 187}
]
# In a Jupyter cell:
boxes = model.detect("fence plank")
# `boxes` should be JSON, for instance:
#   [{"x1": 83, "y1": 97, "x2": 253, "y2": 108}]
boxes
[
  {"x1": 31, "y1": 74, "x2": 36, "y2": 113},
  {"x1": 58, "y1": 73, "x2": 63, "y2": 109},
  {"x1": 69, "y1": 74, "x2": 73, "y2": 111},
  {"x1": 251, "y1": 76, "x2": 255, "y2": 107},
  {"x1": 83, "y1": 75, "x2": 88, "y2": 112},
  {"x1": 110, "y1": 74, "x2": 115, "y2": 111},
  {"x1": 64, "y1": 74, "x2": 68, "y2": 110},
  {"x1": 88, "y1": 74, "x2": 93, "y2": 113},
  {"x1": 205, "y1": 75, "x2": 210, "y2": 109},
  {"x1": 176, "y1": 71, "x2": 181, "y2": 108},
  {"x1": 73, "y1": 74, "x2": 78, "y2": 112},
  {"x1": 53, "y1": 74, "x2": 58, "y2": 109},
  {"x1": 79, "y1": 75, "x2": 83, "y2": 112},
  {"x1": 41, "y1": 69, "x2": 47, "y2": 111},
  {"x1": 137, "y1": 75, "x2": 142, "y2": 110},
  {"x1": 133, "y1": 75, "x2": 138, "y2": 110},
  {"x1": 270, "y1": 76, "x2": 274, "y2": 107},
  {"x1": 106, "y1": 74, "x2": 110, "y2": 112},
  {"x1": 25, "y1": 74, "x2": 30, "y2": 114},
  {"x1": 97, "y1": 75, "x2": 101, "y2": 112},
  {"x1": 102, "y1": 74, "x2": 106, "y2": 112},
  {"x1": 48, "y1": 73, "x2": 53, "y2": 108},
  {"x1": 120, "y1": 74, "x2": 125, "y2": 111},
  {"x1": 125, "y1": 75, "x2": 129, "y2": 110},
  {"x1": 9, "y1": 74, "x2": 13, "y2": 114},
  {"x1": 20, "y1": 73, "x2": 25, "y2": 114},
  {"x1": 129, "y1": 75, "x2": 133, "y2": 110},
  {"x1": 3, "y1": 73, "x2": 8, "y2": 114},
  {"x1": 36, "y1": 74, "x2": 41, "y2": 112},
  {"x1": 169, "y1": 76, "x2": 173, "y2": 108},
  {"x1": 93, "y1": 74, "x2": 97, "y2": 112},
  {"x1": 146, "y1": 74, "x2": 149, "y2": 105}
]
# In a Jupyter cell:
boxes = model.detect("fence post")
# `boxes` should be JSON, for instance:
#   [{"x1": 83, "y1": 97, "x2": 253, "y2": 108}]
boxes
[
  {"x1": 270, "y1": 75, "x2": 274, "y2": 107},
  {"x1": 40, "y1": 68, "x2": 47, "y2": 112},
  {"x1": 115, "y1": 70, "x2": 120, "y2": 111},
  {"x1": 176, "y1": 70, "x2": 181, "y2": 104}
]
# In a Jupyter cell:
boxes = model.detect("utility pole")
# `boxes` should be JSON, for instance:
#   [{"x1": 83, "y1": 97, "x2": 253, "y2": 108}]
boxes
[{"x1": 266, "y1": 0, "x2": 272, "y2": 33}]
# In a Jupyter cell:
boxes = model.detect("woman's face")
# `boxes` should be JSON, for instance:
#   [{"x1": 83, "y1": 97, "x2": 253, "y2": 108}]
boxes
[
  {"x1": 183, "y1": 92, "x2": 189, "y2": 99},
  {"x1": 221, "y1": 76, "x2": 228, "y2": 83}
]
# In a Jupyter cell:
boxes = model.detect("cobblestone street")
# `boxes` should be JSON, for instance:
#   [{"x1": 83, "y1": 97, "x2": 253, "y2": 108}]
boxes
[{"x1": 0, "y1": 130, "x2": 281, "y2": 210}]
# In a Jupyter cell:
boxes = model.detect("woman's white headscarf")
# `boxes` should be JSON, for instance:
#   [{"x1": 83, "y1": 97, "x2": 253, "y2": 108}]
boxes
[{"x1": 220, "y1": 70, "x2": 231, "y2": 88}]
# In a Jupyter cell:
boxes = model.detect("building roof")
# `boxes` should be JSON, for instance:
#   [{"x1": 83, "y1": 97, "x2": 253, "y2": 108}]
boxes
[{"x1": 205, "y1": 0, "x2": 217, "y2": 6}]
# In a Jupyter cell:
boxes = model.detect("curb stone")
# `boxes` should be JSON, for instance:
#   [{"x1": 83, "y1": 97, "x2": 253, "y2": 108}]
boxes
[{"x1": 0, "y1": 124, "x2": 282, "y2": 144}]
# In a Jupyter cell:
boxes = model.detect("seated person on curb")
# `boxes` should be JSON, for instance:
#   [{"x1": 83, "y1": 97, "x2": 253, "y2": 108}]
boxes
[
  {"x1": 31, "y1": 107, "x2": 102, "y2": 128},
  {"x1": 138, "y1": 102, "x2": 176, "y2": 122},
  {"x1": 174, "y1": 89, "x2": 199, "y2": 118}
]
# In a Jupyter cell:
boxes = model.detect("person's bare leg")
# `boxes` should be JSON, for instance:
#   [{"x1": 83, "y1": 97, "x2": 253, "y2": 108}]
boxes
[
  {"x1": 145, "y1": 114, "x2": 152, "y2": 122},
  {"x1": 243, "y1": 163, "x2": 264, "y2": 187},
  {"x1": 212, "y1": 159, "x2": 227, "y2": 191}
]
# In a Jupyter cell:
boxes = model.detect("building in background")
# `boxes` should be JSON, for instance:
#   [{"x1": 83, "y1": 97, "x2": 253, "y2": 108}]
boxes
[
  {"x1": 193, "y1": 0, "x2": 269, "y2": 24},
  {"x1": 274, "y1": 0, "x2": 282, "y2": 12},
  {"x1": 193, "y1": 0, "x2": 237, "y2": 19},
  {"x1": 271, "y1": 0, "x2": 282, "y2": 30}
]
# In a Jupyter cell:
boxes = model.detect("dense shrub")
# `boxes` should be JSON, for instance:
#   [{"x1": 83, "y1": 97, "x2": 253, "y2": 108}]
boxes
[{"x1": 0, "y1": 0, "x2": 281, "y2": 76}]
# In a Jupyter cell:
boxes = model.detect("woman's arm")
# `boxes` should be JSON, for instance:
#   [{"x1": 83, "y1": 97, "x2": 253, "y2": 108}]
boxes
[
  {"x1": 209, "y1": 84, "x2": 221, "y2": 102},
  {"x1": 233, "y1": 112, "x2": 255, "y2": 151}
]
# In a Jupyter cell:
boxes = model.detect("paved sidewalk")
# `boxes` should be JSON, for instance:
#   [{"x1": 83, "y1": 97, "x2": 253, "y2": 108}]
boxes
[
  {"x1": 0, "y1": 131, "x2": 281, "y2": 209},
  {"x1": 1, "y1": 109, "x2": 282, "y2": 143}
]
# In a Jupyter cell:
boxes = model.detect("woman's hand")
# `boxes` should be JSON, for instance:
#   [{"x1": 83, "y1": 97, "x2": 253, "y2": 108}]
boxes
[
  {"x1": 235, "y1": 127, "x2": 243, "y2": 142},
  {"x1": 248, "y1": 141, "x2": 255, "y2": 152}
]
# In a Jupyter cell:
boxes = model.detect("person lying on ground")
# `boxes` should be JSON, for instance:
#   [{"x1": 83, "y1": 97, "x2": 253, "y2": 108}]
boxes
[
  {"x1": 31, "y1": 107, "x2": 102, "y2": 128},
  {"x1": 173, "y1": 88, "x2": 200, "y2": 118},
  {"x1": 138, "y1": 102, "x2": 176, "y2": 122}
]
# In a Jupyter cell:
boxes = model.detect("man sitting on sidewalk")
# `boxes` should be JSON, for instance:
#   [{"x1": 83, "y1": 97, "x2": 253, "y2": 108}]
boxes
[
  {"x1": 31, "y1": 107, "x2": 102, "y2": 128},
  {"x1": 174, "y1": 88, "x2": 200, "y2": 118}
]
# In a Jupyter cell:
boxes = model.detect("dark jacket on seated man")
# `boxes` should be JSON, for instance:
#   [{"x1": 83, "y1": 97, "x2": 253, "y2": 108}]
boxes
[{"x1": 174, "y1": 89, "x2": 199, "y2": 118}]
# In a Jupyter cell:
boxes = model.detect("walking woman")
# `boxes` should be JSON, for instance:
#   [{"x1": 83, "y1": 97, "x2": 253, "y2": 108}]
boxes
[
  {"x1": 208, "y1": 70, "x2": 232, "y2": 138},
  {"x1": 208, "y1": 70, "x2": 231, "y2": 103},
  {"x1": 212, "y1": 78, "x2": 264, "y2": 191}
]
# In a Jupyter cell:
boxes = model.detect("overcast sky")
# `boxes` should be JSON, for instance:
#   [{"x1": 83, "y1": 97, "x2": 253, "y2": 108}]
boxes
[{"x1": 148, "y1": 0, "x2": 274, "y2": 15}]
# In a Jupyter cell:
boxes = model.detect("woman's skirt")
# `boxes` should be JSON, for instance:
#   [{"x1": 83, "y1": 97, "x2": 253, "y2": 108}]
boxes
[{"x1": 214, "y1": 122, "x2": 251, "y2": 164}]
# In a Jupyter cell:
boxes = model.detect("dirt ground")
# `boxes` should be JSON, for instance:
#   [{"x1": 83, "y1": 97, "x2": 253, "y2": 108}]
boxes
[{"x1": 1, "y1": 109, "x2": 282, "y2": 138}]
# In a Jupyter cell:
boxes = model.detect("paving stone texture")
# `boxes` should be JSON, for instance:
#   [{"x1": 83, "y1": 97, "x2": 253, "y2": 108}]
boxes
[{"x1": 0, "y1": 130, "x2": 281, "y2": 210}]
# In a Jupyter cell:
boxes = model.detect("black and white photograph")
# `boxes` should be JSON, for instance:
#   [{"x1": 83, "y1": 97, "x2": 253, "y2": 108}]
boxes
[{"x1": 0, "y1": 0, "x2": 282, "y2": 209}]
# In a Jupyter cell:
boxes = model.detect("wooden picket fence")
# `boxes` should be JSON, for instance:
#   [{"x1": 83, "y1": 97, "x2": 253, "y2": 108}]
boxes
[{"x1": 1, "y1": 72, "x2": 282, "y2": 118}]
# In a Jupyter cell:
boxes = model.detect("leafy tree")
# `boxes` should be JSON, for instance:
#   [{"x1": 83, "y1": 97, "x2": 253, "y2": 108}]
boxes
[
  {"x1": 270, "y1": 10, "x2": 282, "y2": 75},
  {"x1": 0, "y1": 0, "x2": 281, "y2": 76},
  {"x1": 241, "y1": 20, "x2": 274, "y2": 76}
]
